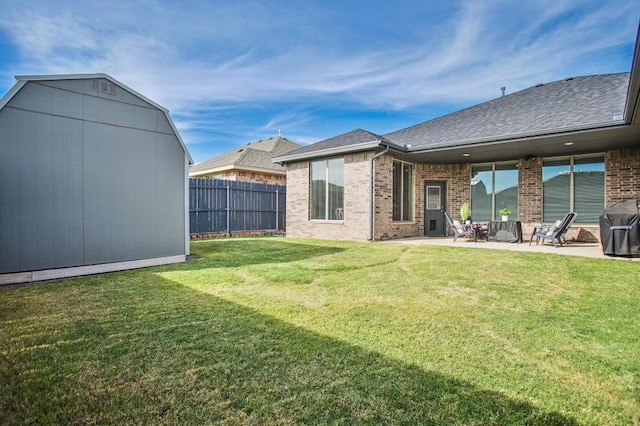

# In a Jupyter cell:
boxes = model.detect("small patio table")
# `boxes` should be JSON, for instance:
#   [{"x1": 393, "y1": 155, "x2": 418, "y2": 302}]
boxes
[{"x1": 462, "y1": 223, "x2": 488, "y2": 243}]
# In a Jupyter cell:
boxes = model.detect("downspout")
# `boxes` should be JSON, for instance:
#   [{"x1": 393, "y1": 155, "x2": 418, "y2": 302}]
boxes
[{"x1": 369, "y1": 144, "x2": 390, "y2": 241}]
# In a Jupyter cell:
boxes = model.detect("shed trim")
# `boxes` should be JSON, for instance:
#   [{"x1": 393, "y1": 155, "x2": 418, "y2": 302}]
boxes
[{"x1": 0, "y1": 255, "x2": 187, "y2": 286}]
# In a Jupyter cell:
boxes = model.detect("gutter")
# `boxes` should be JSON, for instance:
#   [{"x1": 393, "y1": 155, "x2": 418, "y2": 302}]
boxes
[
  {"x1": 369, "y1": 144, "x2": 390, "y2": 241},
  {"x1": 273, "y1": 140, "x2": 383, "y2": 164}
]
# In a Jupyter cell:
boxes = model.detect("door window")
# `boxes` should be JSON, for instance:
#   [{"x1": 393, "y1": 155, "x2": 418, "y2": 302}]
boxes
[{"x1": 426, "y1": 186, "x2": 441, "y2": 210}]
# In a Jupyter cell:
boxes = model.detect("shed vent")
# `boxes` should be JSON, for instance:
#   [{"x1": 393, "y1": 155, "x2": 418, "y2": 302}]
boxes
[{"x1": 91, "y1": 79, "x2": 116, "y2": 96}]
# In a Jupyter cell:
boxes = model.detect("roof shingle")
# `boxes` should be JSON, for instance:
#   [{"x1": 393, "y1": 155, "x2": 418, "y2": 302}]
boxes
[
  {"x1": 190, "y1": 136, "x2": 301, "y2": 174},
  {"x1": 385, "y1": 73, "x2": 630, "y2": 149}
]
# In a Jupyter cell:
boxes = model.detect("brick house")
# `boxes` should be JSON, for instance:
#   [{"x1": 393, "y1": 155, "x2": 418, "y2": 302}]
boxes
[
  {"x1": 190, "y1": 136, "x2": 301, "y2": 185},
  {"x1": 274, "y1": 32, "x2": 640, "y2": 242}
]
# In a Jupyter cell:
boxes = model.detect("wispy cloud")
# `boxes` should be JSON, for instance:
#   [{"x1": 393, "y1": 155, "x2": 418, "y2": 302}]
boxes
[{"x1": 0, "y1": 0, "x2": 638, "y2": 162}]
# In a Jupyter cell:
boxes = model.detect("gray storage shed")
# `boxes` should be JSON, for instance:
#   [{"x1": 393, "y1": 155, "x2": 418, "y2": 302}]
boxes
[{"x1": 0, "y1": 74, "x2": 193, "y2": 284}]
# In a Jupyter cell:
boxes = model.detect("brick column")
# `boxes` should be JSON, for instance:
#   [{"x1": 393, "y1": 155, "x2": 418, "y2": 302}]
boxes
[{"x1": 606, "y1": 147, "x2": 640, "y2": 204}]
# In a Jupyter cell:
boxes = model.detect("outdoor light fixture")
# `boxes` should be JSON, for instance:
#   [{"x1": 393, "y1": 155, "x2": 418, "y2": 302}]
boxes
[
  {"x1": 564, "y1": 142, "x2": 574, "y2": 146},
  {"x1": 462, "y1": 153, "x2": 470, "y2": 157}
]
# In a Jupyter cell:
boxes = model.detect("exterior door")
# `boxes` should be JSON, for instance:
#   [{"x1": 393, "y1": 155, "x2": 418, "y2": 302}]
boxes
[{"x1": 424, "y1": 181, "x2": 447, "y2": 236}]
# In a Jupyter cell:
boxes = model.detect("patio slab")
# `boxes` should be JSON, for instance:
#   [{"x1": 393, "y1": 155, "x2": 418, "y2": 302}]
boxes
[{"x1": 380, "y1": 236, "x2": 640, "y2": 261}]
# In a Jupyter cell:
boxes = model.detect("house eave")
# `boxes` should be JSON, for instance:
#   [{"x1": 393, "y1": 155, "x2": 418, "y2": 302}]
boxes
[
  {"x1": 190, "y1": 164, "x2": 286, "y2": 177},
  {"x1": 273, "y1": 140, "x2": 385, "y2": 164},
  {"x1": 404, "y1": 122, "x2": 640, "y2": 164}
]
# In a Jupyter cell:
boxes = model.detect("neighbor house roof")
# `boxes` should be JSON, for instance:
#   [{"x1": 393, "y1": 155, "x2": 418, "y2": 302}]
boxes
[
  {"x1": 275, "y1": 70, "x2": 640, "y2": 164},
  {"x1": 190, "y1": 136, "x2": 302, "y2": 176},
  {"x1": 0, "y1": 73, "x2": 193, "y2": 164}
]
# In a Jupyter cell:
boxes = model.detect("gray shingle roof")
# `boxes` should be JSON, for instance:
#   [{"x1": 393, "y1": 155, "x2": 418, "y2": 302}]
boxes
[
  {"x1": 385, "y1": 73, "x2": 630, "y2": 149},
  {"x1": 190, "y1": 136, "x2": 301, "y2": 174},
  {"x1": 278, "y1": 72, "x2": 632, "y2": 162},
  {"x1": 273, "y1": 128, "x2": 402, "y2": 162}
]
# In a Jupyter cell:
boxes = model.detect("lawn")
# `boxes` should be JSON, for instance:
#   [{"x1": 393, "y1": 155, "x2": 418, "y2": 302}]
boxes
[{"x1": 1, "y1": 238, "x2": 639, "y2": 425}]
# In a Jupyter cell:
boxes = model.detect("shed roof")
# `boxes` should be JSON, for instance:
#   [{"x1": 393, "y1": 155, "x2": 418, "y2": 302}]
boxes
[{"x1": 0, "y1": 73, "x2": 193, "y2": 164}]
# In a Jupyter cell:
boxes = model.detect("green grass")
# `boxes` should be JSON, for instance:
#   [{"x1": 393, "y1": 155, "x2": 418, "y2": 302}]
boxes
[{"x1": 1, "y1": 238, "x2": 639, "y2": 425}]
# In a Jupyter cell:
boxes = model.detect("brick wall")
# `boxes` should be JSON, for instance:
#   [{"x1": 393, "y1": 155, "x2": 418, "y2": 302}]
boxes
[
  {"x1": 606, "y1": 147, "x2": 640, "y2": 203},
  {"x1": 285, "y1": 147, "x2": 640, "y2": 243},
  {"x1": 372, "y1": 156, "x2": 420, "y2": 240},
  {"x1": 517, "y1": 157, "x2": 543, "y2": 239},
  {"x1": 373, "y1": 158, "x2": 471, "y2": 240},
  {"x1": 417, "y1": 162, "x2": 471, "y2": 238},
  {"x1": 285, "y1": 152, "x2": 373, "y2": 240}
]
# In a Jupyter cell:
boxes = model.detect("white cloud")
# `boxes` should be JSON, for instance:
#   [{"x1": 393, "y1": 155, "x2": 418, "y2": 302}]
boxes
[{"x1": 0, "y1": 0, "x2": 638, "y2": 161}]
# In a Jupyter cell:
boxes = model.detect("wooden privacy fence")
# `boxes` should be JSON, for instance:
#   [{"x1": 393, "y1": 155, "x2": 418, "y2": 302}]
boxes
[{"x1": 189, "y1": 179, "x2": 286, "y2": 234}]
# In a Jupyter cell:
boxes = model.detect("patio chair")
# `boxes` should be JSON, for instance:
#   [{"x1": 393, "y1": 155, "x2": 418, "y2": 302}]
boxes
[
  {"x1": 557, "y1": 212, "x2": 578, "y2": 245},
  {"x1": 529, "y1": 212, "x2": 577, "y2": 248},
  {"x1": 444, "y1": 211, "x2": 474, "y2": 242}
]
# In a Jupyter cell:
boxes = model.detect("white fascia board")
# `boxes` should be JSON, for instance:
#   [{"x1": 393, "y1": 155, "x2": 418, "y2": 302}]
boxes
[
  {"x1": 273, "y1": 140, "x2": 382, "y2": 163},
  {"x1": 0, "y1": 80, "x2": 27, "y2": 111},
  {"x1": 164, "y1": 111, "x2": 194, "y2": 164},
  {"x1": 190, "y1": 164, "x2": 286, "y2": 177},
  {"x1": 189, "y1": 165, "x2": 235, "y2": 176}
]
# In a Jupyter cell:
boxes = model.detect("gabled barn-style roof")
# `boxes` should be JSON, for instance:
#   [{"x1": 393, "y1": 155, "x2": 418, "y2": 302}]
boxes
[{"x1": 0, "y1": 73, "x2": 193, "y2": 164}]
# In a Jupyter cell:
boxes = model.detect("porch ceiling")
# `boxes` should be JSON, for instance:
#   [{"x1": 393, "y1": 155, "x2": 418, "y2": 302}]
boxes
[{"x1": 399, "y1": 124, "x2": 640, "y2": 164}]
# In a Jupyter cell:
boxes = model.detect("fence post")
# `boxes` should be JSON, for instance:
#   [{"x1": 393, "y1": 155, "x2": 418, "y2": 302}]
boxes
[
  {"x1": 226, "y1": 184, "x2": 231, "y2": 236},
  {"x1": 275, "y1": 189, "x2": 279, "y2": 231}
]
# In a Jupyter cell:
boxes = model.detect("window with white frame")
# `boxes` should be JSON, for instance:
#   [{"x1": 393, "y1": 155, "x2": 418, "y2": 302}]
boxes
[
  {"x1": 393, "y1": 160, "x2": 413, "y2": 221},
  {"x1": 310, "y1": 158, "x2": 344, "y2": 220},
  {"x1": 471, "y1": 162, "x2": 519, "y2": 221},
  {"x1": 542, "y1": 155, "x2": 604, "y2": 223}
]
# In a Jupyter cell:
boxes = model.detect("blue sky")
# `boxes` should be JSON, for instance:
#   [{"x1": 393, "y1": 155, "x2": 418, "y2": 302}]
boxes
[{"x1": 0, "y1": 1, "x2": 638, "y2": 164}]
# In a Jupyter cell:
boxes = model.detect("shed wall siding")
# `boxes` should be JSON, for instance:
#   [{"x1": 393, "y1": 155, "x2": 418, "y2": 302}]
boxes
[{"x1": 0, "y1": 79, "x2": 186, "y2": 274}]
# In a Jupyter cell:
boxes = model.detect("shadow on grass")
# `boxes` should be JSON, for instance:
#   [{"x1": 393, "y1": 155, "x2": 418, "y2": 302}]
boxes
[
  {"x1": 187, "y1": 238, "x2": 346, "y2": 268},
  {"x1": 1, "y1": 269, "x2": 578, "y2": 425}
]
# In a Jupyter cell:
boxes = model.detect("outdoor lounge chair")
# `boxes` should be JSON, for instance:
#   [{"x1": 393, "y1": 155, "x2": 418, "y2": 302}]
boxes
[
  {"x1": 445, "y1": 212, "x2": 474, "y2": 242},
  {"x1": 557, "y1": 212, "x2": 578, "y2": 245},
  {"x1": 529, "y1": 212, "x2": 577, "y2": 248}
]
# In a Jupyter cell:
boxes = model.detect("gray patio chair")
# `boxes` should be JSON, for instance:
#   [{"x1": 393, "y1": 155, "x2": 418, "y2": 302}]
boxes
[
  {"x1": 444, "y1": 211, "x2": 474, "y2": 242},
  {"x1": 558, "y1": 212, "x2": 578, "y2": 245},
  {"x1": 529, "y1": 212, "x2": 577, "y2": 248}
]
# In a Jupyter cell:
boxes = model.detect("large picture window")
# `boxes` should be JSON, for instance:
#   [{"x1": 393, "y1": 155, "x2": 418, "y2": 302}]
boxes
[
  {"x1": 543, "y1": 155, "x2": 604, "y2": 223},
  {"x1": 310, "y1": 158, "x2": 344, "y2": 220},
  {"x1": 471, "y1": 163, "x2": 519, "y2": 221},
  {"x1": 393, "y1": 160, "x2": 413, "y2": 221}
]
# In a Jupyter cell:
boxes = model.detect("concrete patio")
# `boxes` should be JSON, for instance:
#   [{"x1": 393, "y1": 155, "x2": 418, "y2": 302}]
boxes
[{"x1": 381, "y1": 236, "x2": 640, "y2": 261}]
